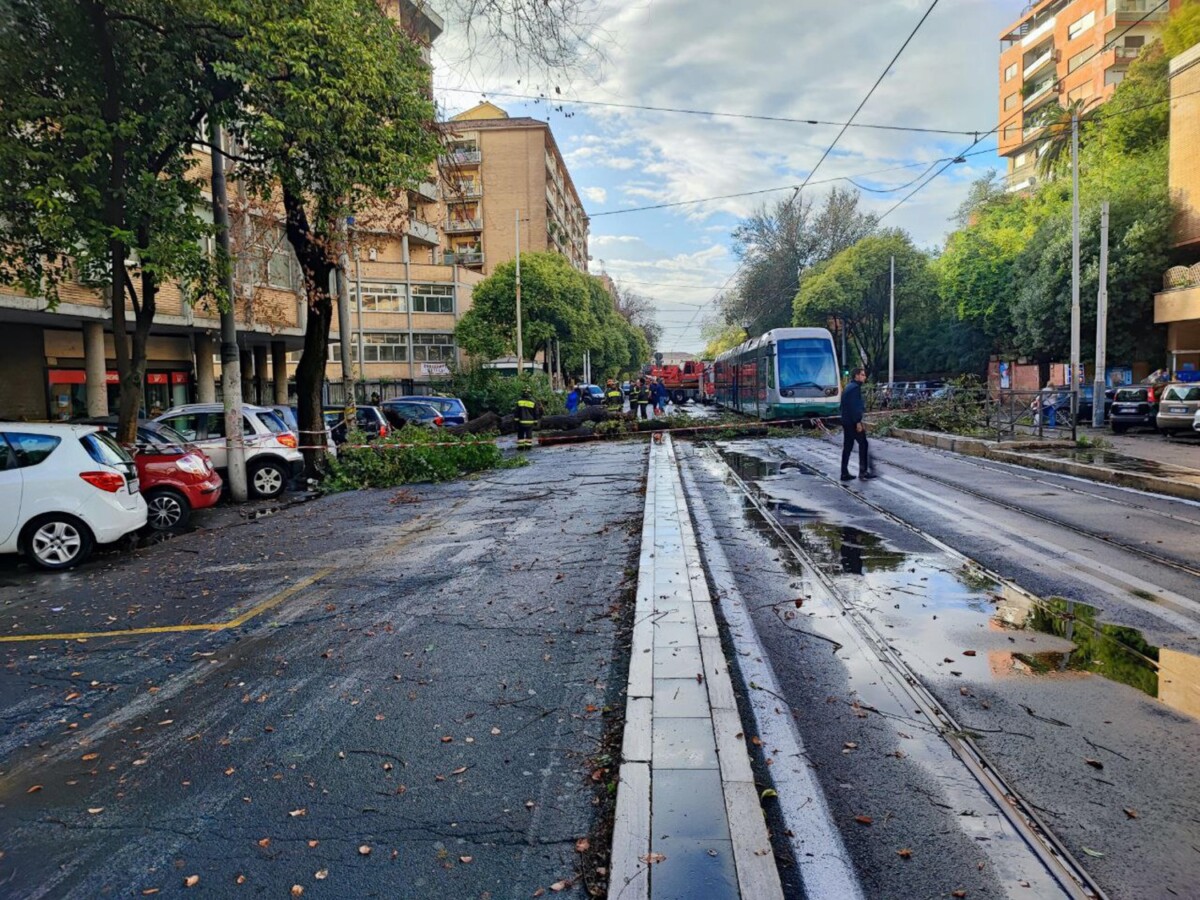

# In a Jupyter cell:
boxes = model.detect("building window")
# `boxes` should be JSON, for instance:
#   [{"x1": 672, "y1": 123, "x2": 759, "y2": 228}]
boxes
[
  {"x1": 411, "y1": 332, "x2": 455, "y2": 362},
  {"x1": 359, "y1": 282, "x2": 408, "y2": 312},
  {"x1": 360, "y1": 333, "x2": 409, "y2": 363},
  {"x1": 1068, "y1": 49, "x2": 1089, "y2": 73},
  {"x1": 1003, "y1": 124, "x2": 1019, "y2": 141},
  {"x1": 1015, "y1": 152, "x2": 1029, "y2": 168},
  {"x1": 1068, "y1": 82, "x2": 1095, "y2": 104},
  {"x1": 1105, "y1": 69, "x2": 1126, "y2": 86},
  {"x1": 411, "y1": 283, "x2": 455, "y2": 314},
  {"x1": 1004, "y1": 92, "x2": 1019, "y2": 111},
  {"x1": 241, "y1": 222, "x2": 302, "y2": 293},
  {"x1": 1068, "y1": 11, "x2": 1095, "y2": 41},
  {"x1": 1004, "y1": 63, "x2": 1017, "y2": 81}
]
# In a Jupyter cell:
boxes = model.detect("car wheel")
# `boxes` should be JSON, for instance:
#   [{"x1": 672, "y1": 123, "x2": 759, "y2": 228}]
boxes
[
  {"x1": 144, "y1": 488, "x2": 190, "y2": 531},
  {"x1": 23, "y1": 515, "x2": 95, "y2": 570},
  {"x1": 250, "y1": 460, "x2": 287, "y2": 499}
]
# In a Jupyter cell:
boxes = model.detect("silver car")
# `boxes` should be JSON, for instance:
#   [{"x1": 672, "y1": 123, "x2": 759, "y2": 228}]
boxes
[{"x1": 1156, "y1": 383, "x2": 1200, "y2": 436}]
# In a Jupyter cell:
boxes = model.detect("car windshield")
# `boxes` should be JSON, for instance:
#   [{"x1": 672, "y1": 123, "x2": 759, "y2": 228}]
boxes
[
  {"x1": 1115, "y1": 388, "x2": 1147, "y2": 402},
  {"x1": 422, "y1": 398, "x2": 464, "y2": 415},
  {"x1": 1163, "y1": 386, "x2": 1200, "y2": 402}
]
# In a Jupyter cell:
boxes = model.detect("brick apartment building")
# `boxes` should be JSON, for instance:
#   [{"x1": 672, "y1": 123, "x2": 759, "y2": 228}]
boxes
[
  {"x1": 441, "y1": 102, "x2": 590, "y2": 276},
  {"x1": 998, "y1": 0, "x2": 1183, "y2": 192}
]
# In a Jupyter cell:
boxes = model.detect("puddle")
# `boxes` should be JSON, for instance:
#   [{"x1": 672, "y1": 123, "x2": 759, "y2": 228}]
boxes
[{"x1": 714, "y1": 444, "x2": 1200, "y2": 721}]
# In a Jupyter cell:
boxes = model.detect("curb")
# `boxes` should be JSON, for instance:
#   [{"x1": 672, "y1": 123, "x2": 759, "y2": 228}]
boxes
[{"x1": 887, "y1": 428, "x2": 1200, "y2": 503}]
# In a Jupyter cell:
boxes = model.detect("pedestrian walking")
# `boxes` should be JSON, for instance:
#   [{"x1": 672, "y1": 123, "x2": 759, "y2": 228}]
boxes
[
  {"x1": 514, "y1": 387, "x2": 540, "y2": 450},
  {"x1": 840, "y1": 367, "x2": 875, "y2": 481},
  {"x1": 652, "y1": 378, "x2": 667, "y2": 416},
  {"x1": 565, "y1": 384, "x2": 581, "y2": 415},
  {"x1": 635, "y1": 378, "x2": 651, "y2": 420}
]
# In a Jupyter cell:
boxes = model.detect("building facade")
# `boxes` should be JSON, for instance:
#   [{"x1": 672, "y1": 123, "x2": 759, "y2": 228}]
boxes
[
  {"x1": 998, "y1": 0, "x2": 1182, "y2": 191},
  {"x1": 440, "y1": 103, "x2": 590, "y2": 276},
  {"x1": 1154, "y1": 39, "x2": 1200, "y2": 376}
]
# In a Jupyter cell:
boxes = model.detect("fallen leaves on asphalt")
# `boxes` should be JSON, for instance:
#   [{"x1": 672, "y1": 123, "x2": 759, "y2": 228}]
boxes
[
  {"x1": 897, "y1": 848, "x2": 913, "y2": 859},
  {"x1": 854, "y1": 815, "x2": 873, "y2": 826}
]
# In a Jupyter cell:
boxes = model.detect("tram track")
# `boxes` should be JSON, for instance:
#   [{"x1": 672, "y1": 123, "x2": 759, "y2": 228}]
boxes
[{"x1": 703, "y1": 444, "x2": 1109, "y2": 900}]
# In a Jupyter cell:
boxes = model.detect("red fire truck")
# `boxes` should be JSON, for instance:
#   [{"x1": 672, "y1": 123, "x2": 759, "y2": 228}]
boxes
[{"x1": 643, "y1": 359, "x2": 713, "y2": 405}]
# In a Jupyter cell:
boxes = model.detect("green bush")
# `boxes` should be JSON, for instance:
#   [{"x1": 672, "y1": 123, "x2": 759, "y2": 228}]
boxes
[
  {"x1": 883, "y1": 376, "x2": 988, "y2": 436},
  {"x1": 321, "y1": 426, "x2": 504, "y2": 491}
]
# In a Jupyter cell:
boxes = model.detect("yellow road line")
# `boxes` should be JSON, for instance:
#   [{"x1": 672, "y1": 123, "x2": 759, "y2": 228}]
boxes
[{"x1": 0, "y1": 567, "x2": 334, "y2": 644}]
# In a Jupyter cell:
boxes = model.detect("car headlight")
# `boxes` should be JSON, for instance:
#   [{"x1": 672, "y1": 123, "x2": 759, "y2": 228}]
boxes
[{"x1": 177, "y1": 454, "x2": 207, "y2": 476}]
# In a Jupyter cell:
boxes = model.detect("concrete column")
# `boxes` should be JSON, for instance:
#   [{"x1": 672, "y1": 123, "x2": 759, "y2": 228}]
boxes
[
  {"x1": 240, "y1": 348, "x2": 255, "y2": 403},
  {"x1": 252, "y1": 344, "x2": 269, "y2": 406},
  {"x1": 194, "y1": 333, "x2": 216, "y2": 403},
  {"x1": 271, "y1": 340, "x2": 289, "y2": 405},
  {"x1": 83, "y1": 321, "x2": 109, "y2": 417}
]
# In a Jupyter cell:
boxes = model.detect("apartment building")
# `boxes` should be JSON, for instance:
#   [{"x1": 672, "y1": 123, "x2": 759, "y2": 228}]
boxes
[
  {"x1": 998, "y1": 0, "x2": 1183, "y2": 191},
  {"x1": 1154, "y1": 39, "x2": 1200, "y2": 376},
  {"x1": 441, "y1": 103, "x2": 590, "y2": 276},
  {"x1": 0, "y1": 0, "x2": 475, "y2": 421}
]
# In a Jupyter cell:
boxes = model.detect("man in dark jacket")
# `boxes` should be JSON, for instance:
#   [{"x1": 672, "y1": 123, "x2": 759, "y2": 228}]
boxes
[{"x1": 840, "y1": 367, "x2": 875, "y2": 481}]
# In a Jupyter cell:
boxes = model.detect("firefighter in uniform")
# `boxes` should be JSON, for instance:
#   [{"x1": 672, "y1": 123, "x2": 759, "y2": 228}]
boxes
[
  {"x1": 604, "y1": 380, "x2": 623, "y2": 410},
  {"x1": 634, "y1": 377, "x2": 651, "y2": 420},
  {"x1": 514, "y1": 388, "x2": 540, "y2": 450}
]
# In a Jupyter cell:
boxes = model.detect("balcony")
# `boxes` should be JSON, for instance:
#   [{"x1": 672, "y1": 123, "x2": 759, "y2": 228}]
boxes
[
  {"x1": 1023, "y1": 78, "x2": 1055, "y2": 108},
  {"x1": 1156, "y1": 284, "x2": 1200, "y2": 324},
  {"x1": 1023, "y1": 47, "x2": 1055, "y2": 79},
  {"x1": 1021, "y1": 16, "x2": 1056, "y2": 49},
  {"x1": 444, "y1": 216, "x2": 482, "y2": 234},
  {"x1": 441, "y1": 149, "x2": 481, "y2": 166},
  {"x1": 445, "y1": 183, "x2": 482, "y2": 201},
  {"x1": 1022, "y1": 122, "x2": 1045, "y2": 141},
  {"x1": 410, "y1": 181, "x2": 438, "y2": 203},
  {"x1": 1007, "y1": 175, "x2": 1039, "y2": 194},
  {"x1": 407, "y1": 218, "x2": 440, "y2": 246},
  {"x1": 1108, "y1": 0, "x2": 1168, "y2": 21},
  {"x1": 446, "y1": 250, "x2": 484, "y2": 268}
]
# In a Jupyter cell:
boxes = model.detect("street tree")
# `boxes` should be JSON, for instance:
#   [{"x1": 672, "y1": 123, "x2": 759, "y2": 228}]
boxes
[
  {"x1": 722, "y1": 188, "x2": 878, "y2": 337},
  {"x1": 611, "y1": 283, "x2": 663, "y2": 351},
  {"x1": 701, "y1": 321, "x2": 747, "y2": 359},
  {"x1": 793, "y1": 230, "x2": 935, "y2": 376},
  {"x1": 0, "y1": 0, "x2": 237, "y2": 441}
]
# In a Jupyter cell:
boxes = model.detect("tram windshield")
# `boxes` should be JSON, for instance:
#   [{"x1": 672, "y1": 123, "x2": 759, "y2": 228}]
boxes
[{"x1": 777, "y1": 338, "x2": 838, "y2": 397}]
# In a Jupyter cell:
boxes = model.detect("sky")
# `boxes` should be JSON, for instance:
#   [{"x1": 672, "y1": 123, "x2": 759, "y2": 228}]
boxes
[{"x1": 431, "y1": 0, "x2": 1022, "y2": 354}]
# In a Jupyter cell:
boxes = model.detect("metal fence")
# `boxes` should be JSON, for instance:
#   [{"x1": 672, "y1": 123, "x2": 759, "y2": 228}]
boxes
[{"x1": 866, "y1": 386, "x2": 1079, "y2": 443}]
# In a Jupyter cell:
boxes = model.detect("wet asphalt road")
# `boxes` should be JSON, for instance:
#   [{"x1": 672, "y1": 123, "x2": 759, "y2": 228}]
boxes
[
  {"x1": 680, "y1": 433, "x2": 1200, "y2": 900},
  {"x1": 0, "y1": 443, "x2": 646, "y2": 899}
]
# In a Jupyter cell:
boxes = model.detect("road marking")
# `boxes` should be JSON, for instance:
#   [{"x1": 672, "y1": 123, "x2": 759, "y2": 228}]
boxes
[{"x1": 0, "y1": 567, "x2": 335, "y2": 643}]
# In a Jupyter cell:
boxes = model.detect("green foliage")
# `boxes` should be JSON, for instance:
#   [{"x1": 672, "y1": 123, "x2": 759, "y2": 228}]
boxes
[
  {"x1": 1163, "y1": 1, "x2": 1200, "y2": 58},
  {"x1": 883, "y1": 376, "x2": 989, "y2": 436},
  {"x1": 701, "y1": 323, "x2": 748, "y2": 359},
  {"x1": 793, "y1": 229, "x2": 935, "y2": 376},
  {"x1": 442, "y1": 367, "x2": 563, "y2": 419},
  {"x1": 321, "y1": 426, "x2": 504, "y2": 491},
  {"x1": 456, "y1": 253, "x2": 647, "y2": 379}
]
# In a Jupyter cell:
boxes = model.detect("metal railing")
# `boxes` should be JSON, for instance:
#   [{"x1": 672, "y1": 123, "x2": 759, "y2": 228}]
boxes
[{"x1": 868, "y1": 386, "x2": 1078, "y2": 443}]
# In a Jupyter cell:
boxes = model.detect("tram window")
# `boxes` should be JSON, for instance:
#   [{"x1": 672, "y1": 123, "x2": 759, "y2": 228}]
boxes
[{"x1": 777, "y1": 338, "x2": 838, "y2": 396}]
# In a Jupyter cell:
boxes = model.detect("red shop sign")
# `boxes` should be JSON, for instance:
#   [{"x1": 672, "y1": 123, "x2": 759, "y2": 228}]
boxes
[
  {"x1": 146, "y1": 373, "x2": 168, "y2": 385},
  {"x1": 106, "y1": 371, "x2": 120, "y2": 384},
  {"x1": 48, "y1": 369, "x2": 86, "y2": 385},
  {"x1": 170, "y1": 371, "x2": 190, "y2": 385}
]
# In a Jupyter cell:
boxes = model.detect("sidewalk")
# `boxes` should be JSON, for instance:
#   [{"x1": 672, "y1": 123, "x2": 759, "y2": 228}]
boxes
[
  {"x1": 609, "y1": 436, "x2": 783, "y2": 900},
  {"x1": 888, "y1": 427, "x2": 1200, "y2": 502}
]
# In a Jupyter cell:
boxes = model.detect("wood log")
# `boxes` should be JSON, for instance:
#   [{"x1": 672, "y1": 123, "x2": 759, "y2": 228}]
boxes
[{"x1": 445, "y1": 411, "x2": 502, "y2": 436}]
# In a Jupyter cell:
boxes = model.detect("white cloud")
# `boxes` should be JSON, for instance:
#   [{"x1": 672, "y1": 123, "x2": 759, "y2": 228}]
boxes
[{"x1": 582, "y1": 186, "x2": 608, "y2": 204}]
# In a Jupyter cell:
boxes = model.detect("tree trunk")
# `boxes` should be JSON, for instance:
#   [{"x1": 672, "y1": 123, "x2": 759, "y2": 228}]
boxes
[{"x1": 280, "y1": 181, "x2": 336, "y2": 476}]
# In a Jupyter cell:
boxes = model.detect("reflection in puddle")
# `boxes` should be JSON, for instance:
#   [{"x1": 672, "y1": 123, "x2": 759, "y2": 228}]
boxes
[{"x1": 717, "y1": 445, "x2": 1200, "y2": 722}]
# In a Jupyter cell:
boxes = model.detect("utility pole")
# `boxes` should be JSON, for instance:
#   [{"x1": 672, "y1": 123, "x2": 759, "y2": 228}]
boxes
[
  {"x1": 1070, "y1": 109, "x2": 1081, "y2": 413},
  {"x1": 353, "y1": 243, "x2": 365, "y2": 388},
  {"x1": 840, "y1": 317, "x2": 848, "y2": 373},
  {"x1": 888, "y1": 255, "x2": 896, "y2": 390},
  {"x1": 337, "y1": 217, "x2": 355, "y2": 404},
  {"x1": 514, "y1": 208, "x2": 523, "y2": 377},
  {"x1": 1093, "y1": 201, "x2": 1110, "y2": 429},
  {"x1": 208, "y1": 120, "x2": 247, "y2": 502}
]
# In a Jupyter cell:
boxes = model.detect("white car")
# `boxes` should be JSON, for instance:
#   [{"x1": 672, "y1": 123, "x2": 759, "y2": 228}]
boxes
[
  {"x1": 154, "y1": 403, "x2": 304, "y2": 499},
  {"x1": 1193, "y1": 406, "x2": 1200, "y2": 433},
  {"x1": 0, "y1": 423, "x2": 148, "y2": 570}
]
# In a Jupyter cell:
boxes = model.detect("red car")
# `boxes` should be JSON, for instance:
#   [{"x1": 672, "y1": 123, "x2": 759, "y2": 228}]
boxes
[{"x1": 85, "y1": 418, "x2": 223, "y2": 530}]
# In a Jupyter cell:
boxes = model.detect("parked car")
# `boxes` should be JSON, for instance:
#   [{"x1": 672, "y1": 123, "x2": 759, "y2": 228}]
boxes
[
  {"x1": 1109, "y1": 385, "x2": 1160, "y2": 434},
  {"x1": 1077, "y1": 385, "x2": 1115, "y2": 424},
  {"x1": 414, "y1": 396, "x2": 468, "y2": 426},
  {"x1": 1194, "y1": 406, "x2": 1200, "y2": 434},
  {"x1": 80, "y1": 418, "x2": 222, "y2": 531},
  {"x1": 155, "y1": 403, "x2": 303, "y2": 499},
  {"x1": 380, "y1": 399, "x2": 445, "y2": 428},
  {"x1": 0, "y1": 423, "x2": 147, "y2": 569},
  {"x1": 1156, "y1": 383, "x2": 1200, "y2": 436},
  {"x1": 323, "y1": 406, "x2": 391, "y2": 444},
  {"x1": 578, "y1": 384, "x2": 606, "y2": 407}
]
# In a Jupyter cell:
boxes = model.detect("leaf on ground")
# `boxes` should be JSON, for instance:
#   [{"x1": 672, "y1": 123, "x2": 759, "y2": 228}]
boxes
[
  {"x1": 490, "y1": 727, "x2": 501, "y2": 735},
  {"x1": 290, "y1": 887, "x2": 304, "y2": 897},
  {"x1": 843, "y1": 742, "x2": 858, "y2": 750},
  {"x1": 235, "y1": 874, "x2": 246, "y2": 885},
  {"x1": 141, "y1": 890, "x2": 160, "y2": 896},
  {"x1": 639, "y1": 853, "x2": 666, "y2": 865},
  {"x1": 854, "y1": 815, "x2": 873, "y2": 826},
  {"x1": 760, "y1": 788, "x2": 778, "y2": 800},
  {"x1": 225, "y1": 767, "x2": 236, "y2": 776},
  {"x1": 257, "y1": 838, "x2": 271, "y2": 848},
  {"x1": 951, "y1": 892, "x2": 967, "y2": 898},
  {"x1": 1123, "y1": 808, "x2": 1139, "y2": 819},
  {"x1": 307, "y1": 840, "x2": 320, "y2": 848},
  {"x1": 1081, "y1": 847, "x2": 1105, "y2": 858},
  {"x1": 26, "y1": 785, "x2": 42, "y2": 793},
  {"x1": 184, "y1": 875, "x2": 199, "y2": 888},
  {"x1": 750, "y1": 735, "x2": 763, "y2": 746},
  {"x1": 358, "y1": 845, "x2": 372, "y2": 856},
  {"x1": 575, "y1": 838, "x2": 590, "y2": 853},
  {"x1": 289, "y1": 809, "x2": 306, "y2": 817},
  {"x1": 962, "y1": 650, "x2": 977, "y2": 657},
  {"x1": 549, "y1": 880, "x2": 571, "y2": 892},
  {"x1": 87, "y1": 807, "x2": 104, "y2": 815},
  {"x1": 440, "y1": 736, "x2": 453, "y2": 743},
  {"x1": 314, "y1": 869, "x2": 328, "y2": 879},
  {"x1": 897, "y1": 848, "x2": 912, "y2": 859},
  {"x1": 65, "y1": 692, "x2": 81, "y2": 701},
  {"x1": 459, "y1": 856, "x2": 473, "y2": 864},
  {"x1": 81, "y1": 753, "x2": 99, "y2": 761},
  {"x1": 1084, "y1": 758, "x2": 1104, "y2": 770},
  {"x1": 451, "y1": 766, "x2": 468, "y2": 776}
]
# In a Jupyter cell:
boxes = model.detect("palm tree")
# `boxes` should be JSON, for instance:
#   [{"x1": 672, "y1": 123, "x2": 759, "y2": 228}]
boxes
[{"x1": 1030, "y1": 100, "x2": 1096, "y2": 179}]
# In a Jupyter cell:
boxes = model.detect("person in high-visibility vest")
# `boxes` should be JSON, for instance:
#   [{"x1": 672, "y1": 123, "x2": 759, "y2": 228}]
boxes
[
  {"x1": 634, "y1": 378, "x2": 651, "y2": 420},
  {"x1": 514, "y1": 388, "x2": 540, "y2": 449},
  {"x1": 604, "y1": 380, "x2": 623, "y2": 410}
]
